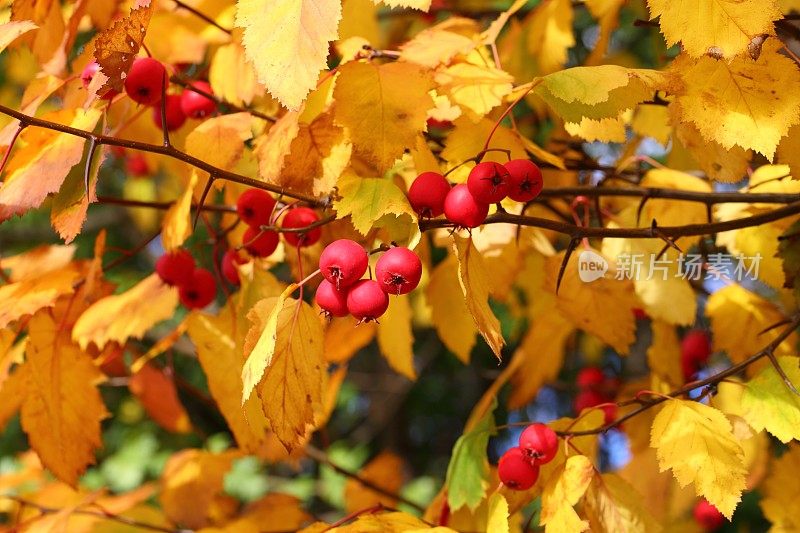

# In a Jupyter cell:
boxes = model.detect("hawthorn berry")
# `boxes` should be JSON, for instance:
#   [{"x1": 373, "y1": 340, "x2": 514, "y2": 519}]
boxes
[
  {"x1": 236, "y1": 189, "x2": 276, "y2": 228},
  {"x1": 315, "y1": 279, "x2": 350, "y2": 318},
  {"x1": 281, "y1": 207, "x2": 321, "y2": 247},
  {"x1": 576, "y1": 367, "x2": 605, "y2": 391},
  {"x1": 407, "y1": 171, "x2": 451, "y2": 218},
  {"x1": 519, "y1": 423, "x2": 558, "y2": 464},
  {"x1": 573, "y1": 389, "x2": 608, "y2": 415},
  {"x1": 81, "y1": 62, "x2": 117, "y2": 100},
  {"x1": 693, "y1": 500, "x2": 725, "y2": 531},
  {"x1": 504, "y1": 159, "x2": 543, "y2": 203},
  {"x1": 124, "y1": 57, "x2": 167, "y2": 106},
  {"x1": 681, "y1": 329, "x2": 711, "y2": 380},
  {"x1": 221, "y1": 249, "x2": 246, "y2": 286},
  {"x1": 155, "y1": 249, "x2": 195, "y2": 286},
  {"x1": 178, "y1": 268, "x2": 216, "y2": 309},
  {"x1": 242, "y1": 227, "x2": 279, "y2": 257},
  {"x1": 498, "y1": 447, "x2": 539, "y2": 490},
  {"x1": 375, "y1": 247, "x2": 422, "y2": 295},
  {"x1": 180, "y1": 81, "x2": 216, "y2": 119},
  {"x1": 444, "y1": 184, "x2": 489, "y2": 229},
  {"x1": 467, "y1": 161, "x2": 510, "y2": 204},
  {"x1": 633, "y1": 307, "x2": 648, "y2": 320},
  {"x1": 125, "y1": 154, "x2": 149, "y2": 176},
  {"x1": 346, "y1": 279, "x2": 390, "y2": 322},
  {"x1": 152, "y1": 94, "x2": 186, "y2": 131},
  {"x1": 319, "y1": 239, "x2": 368, "y2": 289}
]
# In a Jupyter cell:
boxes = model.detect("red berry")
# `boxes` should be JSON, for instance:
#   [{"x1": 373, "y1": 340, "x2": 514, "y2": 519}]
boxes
[
  {"x1": 519, "y1": 423, "x2": 558, "y2": 464},
  {"x1": 281, "y1": 207, "x2": 321, "y2": 247},
  {"x1": 81, "y1": 62, "x2": 117, "y2": 100},
  {"x1": 467, "y1": 162, "x2": 510, "y2": 204},
  {"x1": 319, "y1": 239, "x2": 368, "y2": 289},
  {"x1": 693, "y1": 500, "x2": 725, "y2": 531},
  {"x1": 571, "y1": 195, "x2": 591, "y2": 209},
  {"x1": 573, "y1": 389, "x2": 608, "y2": 414},
  {"x1": 125, "y1": 153, "x2": 149, "y2": 176},
  {"x1": 498, "y1": 447, "x2": 540, "y2": 490},
  {"x1": 124, "y1": 57, "x2": 167, "y2": 106},
  {"x1": 236, "y1": 189, "x2": 276, "y2": 228},
  {"x1": 407, "y1": 171, "x2": 450, "y2": 218},
  {"x1": 221, "y1": 249, "x2": 246, "y2": 286},
  {"x1": 315, "y1": 279, "x2": 350, "y2": 318},
  {"x1": 426, "y1": 118, "x2": 452, "y2": 129},
  {"x1": 152, "y1": 94, "x2": 186, "y2": 131},
  {"x1": 375, "y1": 247, "x2": 422, "y2": 295},
  {"x1": 600, "y1": 403, "x2": 618, "y2": 425},
  {"x1": 180, "y1": 81, "x2": 216, "y2": 119},
  {"x1": 242, "y1": 227, "x2": 279, "y2": 257},
  {"x1": 346, "y1": 279, "x2": 390, "y2": 322},
  {"x1": 178, "y1": 268, "x2": 216, "y2": 309},
  {"x1": 444, "y1": 184, "x2": 489, "y2": 229},
  {"x1": 504, "y1": 159, "x2": 543, "y2": 203},
  {"x1": 633, "y1": 307, "x2": 648, "y2": 320},
  {"x1": 155, "y1": 249, "x2": 195, "y2": 286},
  {"x1": 682, "y1": 330, "x2": 711, "y2": 380},
  {"x1": 576, "y1": 367, "x2": 605, "y2": 390}
]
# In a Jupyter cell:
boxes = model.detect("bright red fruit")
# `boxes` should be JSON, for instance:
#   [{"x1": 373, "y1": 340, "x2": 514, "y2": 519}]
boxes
[
  {"x1": 124, "y1": 57, "x2": 167, "y2": 106},
  {"x1": 467, "y1": 161, "x2": 510, "y2": 204},
  {"x1": 573, "y1": 389, "x2": 608, "y2": 414},
  {"x1": 81, "y1": 62, "x2": 117, "y2": 99},
  {"x1": 576, "y1": 367, "x2": 605, "y2": 390},
  {"x1": 152, "y1": 94, "x2": 186, "y2": 131},
  {"x1": 693, "y1": 500, "x2": 725, "y2": 531},
  {"x1": 242, "y1": 227, "x2": 279, "y2": 257},
  {"x1": 346, "y1": 279, "x2": 390, "y2": 322},
  {"x1": 633, "y1": 307, "x2": 648, "y2": 320},
  {"x1": 179, "y1": 268, "x2": 216, "y2": 309},
  {"x1": 519, "y1": 423, "x2": 558, "y2": 464},
  {"x1": 504, "y1": 159, "x2": 543, "y2": 202},
  {"x1": 221, "y1": 249, "x2": 246, "y2": 285},
  {"x1": 407, "y1": 172, "x2": 451, "y2": 218},
  {"x1": 180, "y1": 81, "x2": 216, "y2": 119},
  {"x1": 155, "y1": 249, "x2": 195, "y2": 286},
  {"x1": 281, "y1": 207, "x2": 321, "y2": 247},
  {"x1": 375, "y1": 247, "x2": 422, "y2": 295},
  {"x1": 236, "y1": 189, "x2": 276, "y2": 228},
  {"x1": 319, "y1": 239, "x2": 368, "y2": 289},
  {"x1": 498, "y1": 447, "x2": 539, "y2": 490},
  {"x1": 444, "y1": 184, "x2": 489, "y2": 229},
  {"x1": 682, "y1": 329, "x2": 711, "y2": 380},
  {"x1": 125, "y1": 154, "x2": 149, "y2": 176},
  {"x1": 315, "y1": 279, "x2": 350, "y2": 318}
]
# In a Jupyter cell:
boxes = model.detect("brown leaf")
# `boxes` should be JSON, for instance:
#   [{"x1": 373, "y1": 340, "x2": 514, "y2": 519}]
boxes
[{"x1": 93, "y1": 1, "x2": 155, "y2": 93}]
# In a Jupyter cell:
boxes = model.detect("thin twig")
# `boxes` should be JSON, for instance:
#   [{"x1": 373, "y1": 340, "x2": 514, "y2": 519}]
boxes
[{"x1": 172, "y1": 0, "x2": 231, "y2": 34}]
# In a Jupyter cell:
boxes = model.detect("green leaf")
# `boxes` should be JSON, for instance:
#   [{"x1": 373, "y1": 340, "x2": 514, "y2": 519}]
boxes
[
  {"x1": 445, "y1": 397, "x2": 497, "y2": 511},
  {"x1": 742, "y1": 356, "x2": 800, "y2": 443}
]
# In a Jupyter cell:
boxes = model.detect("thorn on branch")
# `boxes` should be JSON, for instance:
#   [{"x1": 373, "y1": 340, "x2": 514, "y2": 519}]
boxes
[
  {"x1": 556, "y1": 238, "x2": 580, "y2": 294},
  {"x1": 84, "y1": 136, "x2": 99, "y2": 199},
  {"x1": 194, "y1": 175, "x2": 216, "y2": 229},
  {"x1": 765, "y1": 349, "x2": 800, "y2": 397}
]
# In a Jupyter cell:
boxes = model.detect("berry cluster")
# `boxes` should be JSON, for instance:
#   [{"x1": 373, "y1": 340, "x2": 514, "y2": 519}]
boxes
[
  {"x1": 407, "y1": 159, "x2": 543, "y2": 228},
  {"x1": 81, "y1": 58, "x2": 217, "y2": 133},
  {"x1": 155, "y1": 249, "x2": 216, "y2": 309},
  {"x1": 681, "y1": 329, "x2": 711, "y2": 381},
  {"x1": 314, "y1": 240, "x2": 422, "y2": 322},
  {"x1": 573, "y1": 367, "x2": 619, "y2": 424},
  {"x1": 498, "y1": 423, "x2": 558, "y2": 491}
]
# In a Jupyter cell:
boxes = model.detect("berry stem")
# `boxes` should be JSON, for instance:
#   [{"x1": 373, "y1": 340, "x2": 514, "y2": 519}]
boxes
[{"x1": 481, "y1": 79, "x2": 541, "y2": 152}]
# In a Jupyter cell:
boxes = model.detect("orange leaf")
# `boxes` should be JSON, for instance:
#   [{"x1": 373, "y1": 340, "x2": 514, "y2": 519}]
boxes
[
  {"x1": 93, "y1": 1, "x2": 156, "y2": 93},
  {"x1": 129, "y1": 363, "x2": 192, "y2": 434},
  {"x1": 344, "y1": 451, "x2": 406, "y2": 512},
  {"x1": 0, "y1": 266, "x2": 78, "y2": 329},
  {"x1": 0, "y1": 244, "x2": 75, "y2": 281}
]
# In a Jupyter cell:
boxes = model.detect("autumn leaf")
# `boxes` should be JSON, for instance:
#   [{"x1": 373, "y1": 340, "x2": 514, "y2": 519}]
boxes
[
  {"x1": 524, "y1": 0, "x2": 575, "y2": 74},
  {"x1": 650, "y1": 399, "x2": 747, "y2": 518},
  {"x1": 760, "y1": 444, "x2": 800, "y2": 532},
  {"x1": 50, "y1": 142, "x2": 106, "y2": 243},
  {"x1": 0, "y1": 244, "x2": 75, "y2": 281},
  {"x1": 0, "y1": 266, "x2": 78, "y2": 329},
  {"x1": 378, "y1": 0, "x2": 432, "y2": 9},
  {"x1": 425, "y1": 256, "x2": 476, "y2": 363},
  {"x1": 333, "y1": 61, "x2": 434, "y2": 174},
  {"x1": 647, "y1": 0, "x2": 780, "y2": 59},
  {"x1": 377, "y1": 296, "x2": 416, "y2": 380},
  {"x1": 209, "y1": 31, "x2": 264, "y2": 107},
  {"x1": 72, "y1": 274, "x2": 179, "y2": 350},
  {"x1": 0, "y1": 20, "x2": 38, "y2": 55},
  {"x1": 184, "y1": 113, "x2": 254, "y2": 173},
  {"x1": 93, "y1": 2, "x2": 156, "y2": 93},
  {"x1": 235, "y1": 0, "x2": 341, "y2": 110},
  {"x1": 452, "y1": 236, "x2": 505, "y2": 359},
  {"x1": 435, "y1": 61, "x2": 514, "y2": 118},
  {"x1": 161, "y1": 171, "x2": 198, "y2": 251},
  {"x1": 486, "y1": 493, "x2": 510, "y2": 533},
  {"x1": 19, "y1": 311, "x2": 108, "y2": 487},
  {"x1": 540, "y1": 455, "x2": 594, "y2": 532},
  {"x1": 583, "y1": 473, "x2": 660, "y2": 533},
  {"x1": 445, "y1": 398, "x2": 496, "y2": 511},
  {"x1": 324, "y1": 316, "x2": 377, "y2": 363},
  {"x1": 344, "y1": 451, "x2": 405, "y2": 512},
  {"x1": 129, "y1": 363, "x2": 192, "y2": 434},
  {"x1": 742, "y1": 356, "x2": 800, "y2": 443},
  {"x1": 647, "y1": 320, "x2": 684, "y2": 388},
  {"x1": 400, "y1": 21, "x2": 476, "y2": 68}
]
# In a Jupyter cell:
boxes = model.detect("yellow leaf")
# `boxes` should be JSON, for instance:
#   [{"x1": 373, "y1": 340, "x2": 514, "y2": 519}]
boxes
[
  {"x1": 435, "y1": 61, "x2": 514, "y2": 118},
  {"x1": 245, "y1": 296, "x2": 326, "y2": 451},
  {"x1": 482, "y1": 0, "x2": 529, "y2": 45},
  {"x1": 426, "y1": 256, "x2": 476, "y2": 363},
  {"x1": 565, "y1": 115, "x2": 626, "y2": 143},
  {"x1": 344, "y1": 451, "x2": 405, "y2": 512},
  {"x1": 0, "y1": 108, "x2": 102, "y2": 220},
  {"x1": 584, "y1": 473, "x2": 660, "y2": 533},
  {"x1": 632, "y1": 104, "x2": 671, "y2": 146},
  {"x1": 540, "y1": 455, "x2": 594, "y2": 532},
  {"x1": 0, "y1": 20, "x2": 38, "y2": 54},
  {"x1": 19, "y1": 311, "x2": 108, "y2": 486},
  {"x1": 486, "y1": 493, "x2": 510, "y2": 533},
  {"x1": 255, "y1": 108, "x2": 302, "y2": 184},
  {"x1": 0, "y1": 267, "x2": 78, "y2": 329},
  {"x1": 333, "y1": 61, "x2": 434, "y2": 174},
  {"x1": 339, "y1": 0, "x2": 380, "y2": 45},
  {"x1": 524, "y1": 0, "x2": 575, "y2": 74},
  {"x1": 669, "y1": 113, "x2": 752, "y2": 183},
  {"x1": 200, "y1": 493, "x2": 311, "y2": 533},
  {"x1": 742, "y1": 356, "x2": 800, "y2": 443},
  {"x1": 647, "y1": 0, "x2": 780, "y2": 59},
  {"x1": 777, "y1": 124, "x2": 800, "y2": 180},
  {"x1": 161, "y1": 171, "x2": 198, "y2": 251},
  {"x1": 324, "y1": 316, "x2": 376, "y2": 363},
  {"x1": 706, "y1": 284, "x2": 795, "y2": 364},
  {"x1": 185, "y1": 113, "x2": 254, "y2": 173},
  {"x1": 235, "y1": 0, "x2": 341, "y2": 110},
  {"x1": 647, "y1": 320, "x2": 683, "y2": 389},
  {"x1": 671, "y1": 43, "x2": 800, "y2": 159},
  {"x1": 760, "y1": 444, "x2": 800, "y2": 532},
  {"x1": 584, "y1": 0, "x2": 625, "y2": 65},
  {"x1": 650, "y1": 399, "x2": 747, "y2": 517},
  {"x1": 545, "y1": 250, "x2": 639, "y2": 354},
  {"x1": 400, "y1": 23, "x2": 476, "y2": 68},
  {"x1": 209, "y1": 31, "x2": 264, "y2": 106},
  {"x1": 452, "y1": 236, "x2": 505, "y2": 359},
  {"x1": 377, "y1": 0, "x2": 432, "y2": 9},
  {"x1": 441, "y1": 116, "x2": 527, "y2": 175},
  {"x1": 159, "y1": 449, "x2": 240, "y2": 529},
  {"x1": 72, "y1": 274, "x2": 179, "y2": 350},
  {"x1": 377, "y1": 296, "x2": 416, "y2": 380},
  {"x1": 0, "y1": 244, "x2": 75, "y2": 282}
]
